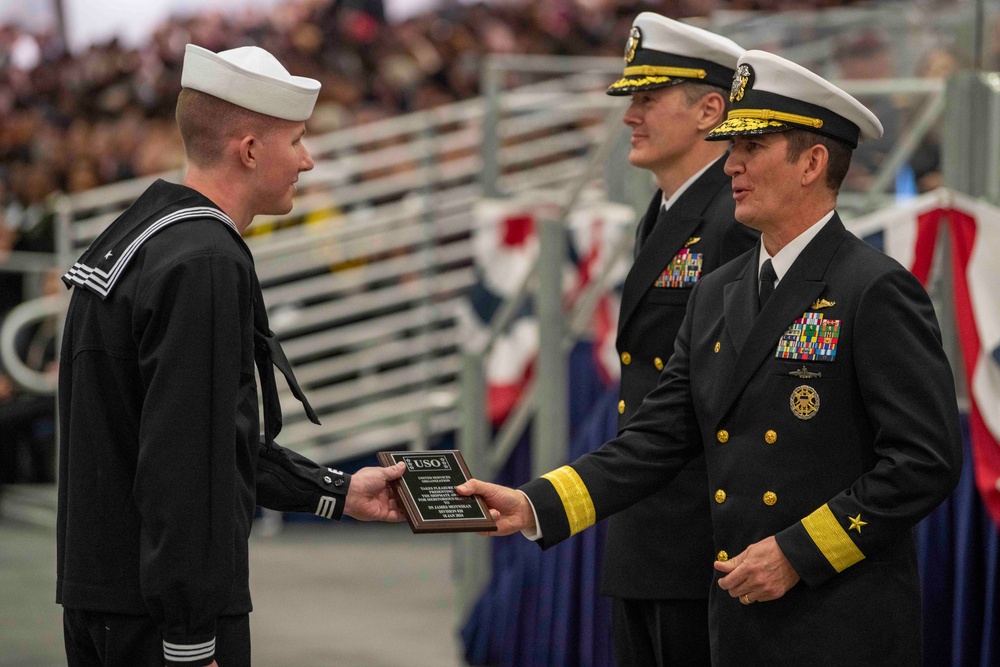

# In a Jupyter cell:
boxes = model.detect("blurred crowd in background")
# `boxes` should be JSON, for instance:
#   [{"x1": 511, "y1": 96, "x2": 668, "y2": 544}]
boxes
[
  {"x1": 0, "y1": 0, "x2": 974, "y2": 232},
  {"x1": 0, "y1": 0, "x2": 982, "y2": 486}
]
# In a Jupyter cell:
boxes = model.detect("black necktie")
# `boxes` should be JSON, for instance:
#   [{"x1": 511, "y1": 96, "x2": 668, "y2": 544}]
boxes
[
  {"x1": 758, "y1": 259, "x2": 777, "y2": 311},
  {"x1": 637, "y1": 205, "x2": 669, "y2": 255}
]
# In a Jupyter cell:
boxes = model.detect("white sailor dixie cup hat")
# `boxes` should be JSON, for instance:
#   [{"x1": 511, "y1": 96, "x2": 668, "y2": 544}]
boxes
[
  {"x1": 607, "y1": 13, "x2": 744, "y2": 96},
  {"x1": 707, "y1": 50, "x2": 883, "y2": 149},
  {"x1": 181, "y1": 44, "x2": 321, "y2": 122}
]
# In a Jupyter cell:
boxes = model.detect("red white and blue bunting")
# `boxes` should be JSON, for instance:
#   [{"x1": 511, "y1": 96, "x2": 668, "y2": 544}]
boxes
[
  {"x1": 850, "y1": 188, "x2": 1000, "y2": 526},
  {"x1": 459, "y1": 194, "x2": 633, "y2": 424}
]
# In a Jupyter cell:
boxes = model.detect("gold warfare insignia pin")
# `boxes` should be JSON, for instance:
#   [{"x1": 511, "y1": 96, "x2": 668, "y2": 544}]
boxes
[
  {"x1": 730, "y1": 64, "x2": 750, "y2": 103},
  {"x1": 685, "y1": 237, "x2": 701, "y2": 247},
  {"x1": 790, "y1": 385, "x2": 819, "y2": 420},
  {"x1": 624, "y1": 27, "x2": 640, "y2": 64},
  {"x1": 811, "y1": 298, "x2": 836, "y2": 309},
  {"x1": 789, "y1": 366, "x2": 822, "y2": 379}
]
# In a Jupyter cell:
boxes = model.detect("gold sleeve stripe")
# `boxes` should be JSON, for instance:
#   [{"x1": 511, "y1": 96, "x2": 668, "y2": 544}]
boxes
[
  {"x1": 728, "y1": 108, "x2": 824, "y2": 129},
  {"x1": 801, "y1": 504, "x2": 865, "y2": 572},
  {"x1": 541, "y1": 466, "x2": 596, "y2": 536},
  {"x1": 622, "y1": 65, "x2": 707, "y2": 79}
]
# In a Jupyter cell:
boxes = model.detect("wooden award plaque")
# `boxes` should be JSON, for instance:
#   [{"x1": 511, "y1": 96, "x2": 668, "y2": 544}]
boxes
[{"x1": 377, "y1": 450, "x2": 497, "y2": 534}]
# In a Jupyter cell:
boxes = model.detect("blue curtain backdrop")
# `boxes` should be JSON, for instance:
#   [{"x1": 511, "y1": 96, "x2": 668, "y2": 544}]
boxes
[{"x1": 462, "y1": 341, "x2": 1000, "y2": 666}]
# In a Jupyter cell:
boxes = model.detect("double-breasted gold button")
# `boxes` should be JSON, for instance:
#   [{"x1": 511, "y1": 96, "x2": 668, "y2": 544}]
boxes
[
  {"x1": 716, "y1": 430, "x2": 729, "y2": 443},
  {"x1": 621, "y1": 352, "x2": 631, "y2": 365},
  {"x1": 765, "y1": 430, "x2": 777, "y2": 444},
  {"x1": 654, "y1": 357, "x2": 663, "y2": 371},
  {"x1": 715, "y1": 489, "x2": 727, "y2": 504},
  {"x1": 717, "y1": 550, "x2": 729, "y2": 562},
  {"x1": 618, "y1": 400, "x2": 625, "y2": 414},
  {"x1": 763, "y1": 491, "x2": 777, "y2": 506},
  {"x1": 714, "y1": 341, "x2": 721, "y2": 353}
]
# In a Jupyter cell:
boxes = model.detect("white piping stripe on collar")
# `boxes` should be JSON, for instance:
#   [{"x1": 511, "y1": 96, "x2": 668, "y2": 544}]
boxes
[
  {"x1": 64, "y1": 207, "x2": 237, "y2": 297},
  {"x1": 316, "y1": 496, "x2": 337, "y2": 519}
]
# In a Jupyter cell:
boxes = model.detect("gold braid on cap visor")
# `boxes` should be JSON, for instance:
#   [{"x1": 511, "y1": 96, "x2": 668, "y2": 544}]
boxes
[
  {"x1": 607, "y1": 66, "x2": 708, "y2": 92},
  {"x1": 622, "y1": 65, "x2": 708, "y2": 79},
  {"x1": 727, "y1": 108, "x2": 825, "y2": 128}
]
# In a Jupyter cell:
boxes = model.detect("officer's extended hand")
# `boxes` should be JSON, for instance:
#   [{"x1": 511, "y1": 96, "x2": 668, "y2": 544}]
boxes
[
  {"x1": 714, "y1": 536, "x2": 800, "y2": 604},
  {"x1": 344, "y1": 462, "x2": 407, "y2": 522},
  {"x1": 455, "y1": 478, "x2": 536, "y2": 536}
]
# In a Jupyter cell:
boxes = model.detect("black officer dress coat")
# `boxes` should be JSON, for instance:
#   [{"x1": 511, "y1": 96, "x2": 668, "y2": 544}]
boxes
[
  {"x1": 523, "y1": 214, "x2": 962, "y2": 665},
  {"x1": 603, "y1": 156, "x2": 757, "y2": 600},
  {"x1": 57, "y1": 180, "x2": 348, "y2": 659}
]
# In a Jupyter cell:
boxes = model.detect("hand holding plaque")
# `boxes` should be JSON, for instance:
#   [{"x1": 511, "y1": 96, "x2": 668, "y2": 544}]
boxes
[{"x1": 376, "y1": 450, "x2": 497, "y2": 534}]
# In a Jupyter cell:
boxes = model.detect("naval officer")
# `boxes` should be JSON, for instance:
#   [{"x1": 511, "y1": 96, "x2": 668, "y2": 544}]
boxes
[
  {"x1": 459, "y1": 49, "x2": 962, "y2": 665},
  {"x1": 602, "y1": 13, "x2": 756, "y2": 666}
]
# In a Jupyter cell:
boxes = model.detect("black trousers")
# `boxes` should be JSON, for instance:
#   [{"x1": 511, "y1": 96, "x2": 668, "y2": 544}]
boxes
[
  {"x1": 64, "y1": 608, "x2": 250, "y2": 667},
  {"x1": 611, "y1": 597, "x2": 711, "y2": 667}
]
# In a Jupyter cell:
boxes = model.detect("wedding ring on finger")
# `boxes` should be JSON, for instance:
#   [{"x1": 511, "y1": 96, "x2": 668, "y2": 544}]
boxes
[{"x1": 741, "y1": 593, "x2": 752, "y2": 605}]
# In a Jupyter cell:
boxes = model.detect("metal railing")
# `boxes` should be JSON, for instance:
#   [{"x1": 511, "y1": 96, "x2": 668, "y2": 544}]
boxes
[
  {"x1": 0, "y1": 6, "x2": 989, "y2": 650},
  {"x1": 0, "y1": 67, "x2": 627, "y2": 468},
  {"x1": 0, "y1": 39, "x2": 950, "y2": 460},
  {"x1": 0, "y1": 28, "x2": 961, "y2": 621},
  {"x1": 0, "y1": 294, "x2": 64, "y2": 394},
  {"x1": 0, "y1": 58, "x2": 950, "y2": 573}
]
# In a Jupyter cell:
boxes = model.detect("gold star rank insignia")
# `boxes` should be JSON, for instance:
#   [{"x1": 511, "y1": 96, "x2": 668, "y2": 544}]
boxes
[{"x1": 848, "y1": 514, "x2": 867, "y2": 533}]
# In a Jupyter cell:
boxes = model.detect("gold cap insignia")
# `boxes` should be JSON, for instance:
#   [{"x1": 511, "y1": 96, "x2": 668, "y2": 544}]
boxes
[
  {"x1": 624, "y1": 27, "x2": 640, "y2": 64},
  {"x1": 685, "y1": 237, "x2": 701, "y2": 247},
  {"x1": 790, "y1": 385, "x2": 820, "y2": 420},
  {"x1": 811, "y1": 298, "x2": 836, "y2": 309},
  {"x1": 730, "y1": 63, "x2": 750, "y2": 103}
]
